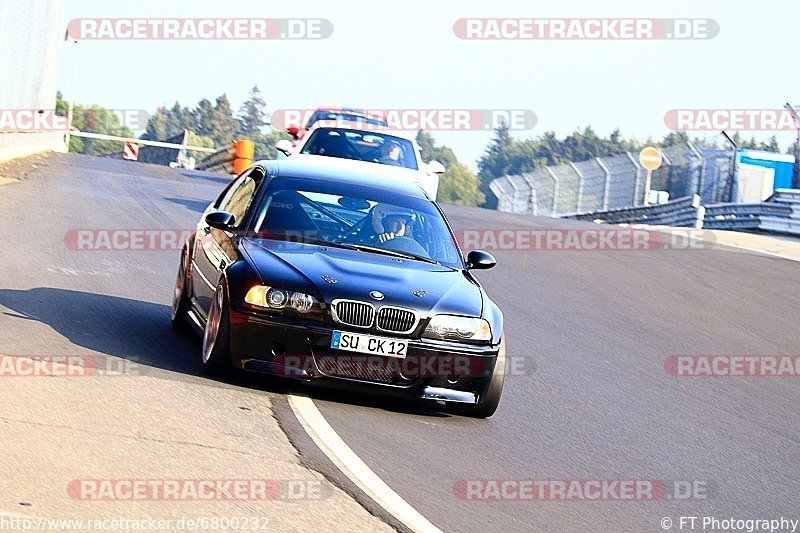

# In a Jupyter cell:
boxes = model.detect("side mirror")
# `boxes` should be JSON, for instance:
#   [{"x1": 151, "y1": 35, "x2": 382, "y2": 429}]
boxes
[
  {"x1": 465, "y1": 250, "x2": 496, "y2": 270},
  {"x1": 205, "y1": 211, "x2": 236, "y2": 230},
  {"x1": 428, "y1": 160, "x2": 446, "y2": 174},
  {"x1": 286, "y1": 125, "x2": 300, "y2": 139},
  {"x1": 276, "y1": 139, "x2": 293, "y2": 156}
]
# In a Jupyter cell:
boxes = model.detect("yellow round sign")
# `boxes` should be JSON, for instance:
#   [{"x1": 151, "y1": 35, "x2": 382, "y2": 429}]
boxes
[{"x1": 639, "y1": 147, "x2": 663, "y2": 171}]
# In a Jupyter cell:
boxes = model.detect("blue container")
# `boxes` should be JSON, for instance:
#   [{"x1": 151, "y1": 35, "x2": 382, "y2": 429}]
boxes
[{"x1": 736, "y1": 149, "x2": 795, "y2": 190}]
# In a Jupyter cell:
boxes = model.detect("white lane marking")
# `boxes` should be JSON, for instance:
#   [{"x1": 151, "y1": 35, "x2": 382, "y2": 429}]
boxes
[
  {"x1": 0, "y1": 509, "x2": 36, "y2": 518},
  {"x1": 288, "y1": 393, "x2": 442, "y2": 533}
]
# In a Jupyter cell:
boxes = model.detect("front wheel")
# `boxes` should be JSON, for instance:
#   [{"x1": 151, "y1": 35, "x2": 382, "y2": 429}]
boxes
[
  {"x1": 201, "y1": 282, "x2": 231, "y2": 375},
  {"x1": 450, "y1": 338, "x2": 506, "y2": 418},
  {"x1": 171, "y1": 246, "x2": 191, "y2": 332}
]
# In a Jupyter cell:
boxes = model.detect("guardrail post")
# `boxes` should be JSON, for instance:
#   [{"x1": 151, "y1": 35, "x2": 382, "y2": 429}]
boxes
[
  {"x1": 695, "y1": 204, "x2": 706, "y2": 229},
  {"x1": 596, "y1": 157, "x2": 611, "y2": 211},
  {"x1": 626, "y1": 152, "x2": 644, "y2": 206},
  {"x1": 521, "y1": 173, "x2": 537, "y2": 215},
  {"x1": 570, "y1": 162, "x2": 584, "y2": 213},
  {"x1": 507, "y1": 176, "x2": 521, "y2": 213},
  {"x1": 687, "y1": 141, "x2": 704, "y2": 198},
  {"x1": 546, "y1": 167, "x2": 560, "y2": 215}
]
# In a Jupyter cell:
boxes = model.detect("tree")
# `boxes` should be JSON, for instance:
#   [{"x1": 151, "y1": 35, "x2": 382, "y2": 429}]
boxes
[
  {"x1": 238, "y1": 85, "x2": 267, "y2": 137},
  {"x1": 417, "y1": 131, "x2": 484, "y2": 207},
  {"x1": 209, "y1": 94, "x2": 240, "y2": 145},
  {"x1": 437, "y1": 161, "x2": 485, "y2": 206},
  {"x1": 192, "y1": 95, "x2": 239, "y2": 145},
  {"x1": 758, "y1": 135, "x2": 780, "y2": 153},
  {"x1": 661, "y1": 131, "x2": 689, "y2": 147},
  {"x1": 731, "y1": 132, "x2": 758, "y2": 149},
  {"x1": 477, "y1": 123, "x2": 515, "y2": 207},
  {"x1": 141, "y1": 101, "x2": 196, "y2": 141},
  {"x1": 55, "y1": 92, "x2": 135, "y2": 155},
  {"x1": 142, "y1": 106, "x2": 171, "y2": 141},
  {"x1": 251, "y1": 129, "x2": 291, "y2": 160}
]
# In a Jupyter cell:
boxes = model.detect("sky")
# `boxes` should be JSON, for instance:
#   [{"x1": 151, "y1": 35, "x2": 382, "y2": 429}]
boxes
[{"x1": 59, "y1": 0, "x2": 800, "y2": 168}]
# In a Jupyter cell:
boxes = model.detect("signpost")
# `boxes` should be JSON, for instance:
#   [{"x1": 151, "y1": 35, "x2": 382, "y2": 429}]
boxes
[{"x1": 638, "y1": 146, "x2": 663, "y2": 205}]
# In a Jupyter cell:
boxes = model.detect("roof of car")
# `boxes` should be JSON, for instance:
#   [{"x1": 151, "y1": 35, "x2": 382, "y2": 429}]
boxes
[
  {"x1": 312, "y1": 106, "x2": 386, "y2": 119},
  {"x1": 257, "y1": 155, "x2": 431, "y2": 200}
]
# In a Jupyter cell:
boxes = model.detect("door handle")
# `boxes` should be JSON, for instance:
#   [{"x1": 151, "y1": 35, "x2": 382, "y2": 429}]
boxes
[
  {"x1": 219, "y1": 259, "x2": 227, "y2": 270},
  {"x1": 203, "y1": 226, "x2": 211, "y2": 235}
]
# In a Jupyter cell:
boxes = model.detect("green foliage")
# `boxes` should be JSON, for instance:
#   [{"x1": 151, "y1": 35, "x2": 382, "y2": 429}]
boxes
[
  {"x1": 238, "y1": 85, "x2": 267, "y2": 137},
  {"x1": 137, "y1": 86, "x2": 288, "y2": 157},
  {"x1": 251, "y1": 129, "x2": 291, "y2": 160},
  {"x1": 56, "y1": 92, "x2": 135, "y2": 156},
  {"x1": 185, "y1": 131, "x2": 216, "y2": 160},
  {"x1": 417, "y1": 131, "x2": 484, "y2": 207},
  {"x1": 142, "y1": 102, "x2": 196, "y2": 141},
  {"x1": 194, "y1": 95, "x2": 239, "y2": 146}
]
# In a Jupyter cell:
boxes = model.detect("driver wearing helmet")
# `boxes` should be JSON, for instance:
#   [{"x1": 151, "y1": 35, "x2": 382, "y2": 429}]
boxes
[
  {"x1": 370, "y1": 204, "x2": 415, "y2": 244},
  {"x1": 378, "y1": 140, "x2": 403, "y2": 167}
]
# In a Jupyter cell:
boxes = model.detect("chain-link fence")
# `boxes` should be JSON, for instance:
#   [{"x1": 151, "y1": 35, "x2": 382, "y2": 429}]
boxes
[{"x1": 489, "y1": 142, "x2": 734, "y2": 216}]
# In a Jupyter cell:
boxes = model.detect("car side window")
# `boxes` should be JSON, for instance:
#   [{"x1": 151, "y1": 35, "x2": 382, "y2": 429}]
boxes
[{"x1": 217, "y1": 168, "x2": 263, "y2": 227}]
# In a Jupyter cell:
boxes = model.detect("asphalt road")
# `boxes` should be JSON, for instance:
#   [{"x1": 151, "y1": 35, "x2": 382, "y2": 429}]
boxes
[{"x1": 1, "y1": 153, "x2": 799, "y2": 532}]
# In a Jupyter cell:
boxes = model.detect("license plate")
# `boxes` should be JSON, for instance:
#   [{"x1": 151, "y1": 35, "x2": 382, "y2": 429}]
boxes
[{"x1": 330, "y1": 331, "x2": 407, "y2": 358}]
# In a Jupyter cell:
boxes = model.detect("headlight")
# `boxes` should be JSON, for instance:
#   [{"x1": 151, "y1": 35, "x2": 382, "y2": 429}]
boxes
[
  {"x1": 423, "y1": 315, "x2": 492, "y2": 342},
  {"x1": 245, "y1": 285, "x2": 318, "y2": 314}
]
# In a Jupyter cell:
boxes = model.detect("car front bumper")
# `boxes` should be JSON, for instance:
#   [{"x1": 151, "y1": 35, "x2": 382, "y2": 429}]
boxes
[{"x1": 229, "y1": 307, "x2": 502, "y2": 404}]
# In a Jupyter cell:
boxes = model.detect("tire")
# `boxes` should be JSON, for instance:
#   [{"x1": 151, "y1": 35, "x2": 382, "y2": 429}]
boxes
[
  {"x1": 201, "y1": 282, "x2": 231, "y2": 375},
  {"x1": 451, "y1": 338, "x2": 506, "y2": 418},
  {"x1": 171, "y1": 245, "x2": 191, "y2": 332}
]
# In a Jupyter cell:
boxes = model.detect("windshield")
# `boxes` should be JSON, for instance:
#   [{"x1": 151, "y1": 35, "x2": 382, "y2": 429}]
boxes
[
  {"x1": 252, "y1": 177, "x2": 462, "y2": 268},
  {"x1": 300, "y1": 127, "x2": 419, "y2": 170}
]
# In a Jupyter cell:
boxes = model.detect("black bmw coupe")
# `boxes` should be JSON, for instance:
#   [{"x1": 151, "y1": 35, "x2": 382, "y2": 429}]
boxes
[{"x1": 172, "y1": 157, "x2": 505, "y2": 417}]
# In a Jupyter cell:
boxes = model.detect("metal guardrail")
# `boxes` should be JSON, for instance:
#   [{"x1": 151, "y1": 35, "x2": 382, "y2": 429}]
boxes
[
  {"x1": 565, "y1": 188, "x2": 800, "y2": 236},
  {"x1": 196, "y1": 140, "x2": 254, "y2": 175},
  {"x1": 196, "y1": 143, "x2": 237, "y2": 173},
  {"x1": 565, "y1": 195, "x2": 703, "y2": 228},
  {"x1": 769, "y1": 189, "x2": 800, "y2": 204},
  {"x1": 704, "y1": 202, "x2": 793, "y2": 219},
  {"x1": 491, "y1": 142, "x2": 735, "y2": 217},
  {"x1": 703, "y1": 197, "x2": 800, "y2": 235}
]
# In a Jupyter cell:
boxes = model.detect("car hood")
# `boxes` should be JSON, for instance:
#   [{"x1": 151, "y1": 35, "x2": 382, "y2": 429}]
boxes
[{"x1": 242, "y1": 238, "x2": 484, "y2": 317}]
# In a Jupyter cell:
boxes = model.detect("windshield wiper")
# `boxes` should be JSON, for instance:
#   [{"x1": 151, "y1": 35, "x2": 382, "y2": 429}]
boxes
[{"x1": 335, "y1": 242, "x2": 440, "y2": 265}]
